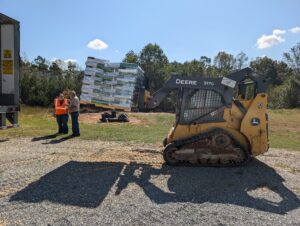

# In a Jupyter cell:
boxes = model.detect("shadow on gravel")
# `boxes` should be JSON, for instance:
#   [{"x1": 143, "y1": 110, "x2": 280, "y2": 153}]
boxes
[
  {"x1": 31, "y1": 134, "x2": 60, "y2": 142},
  {"x1": 10, "y1": 161, "x2": 124, "y2": 208},
  {"x1": 41, "y1": 135, "x2": 76, "y2": 145},
  {"x1": 10, "y1": 159, "x2": 300, "y2": 214}
]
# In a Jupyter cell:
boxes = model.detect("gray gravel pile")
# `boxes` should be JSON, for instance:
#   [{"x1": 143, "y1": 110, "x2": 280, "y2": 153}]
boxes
[{"x1": 0, "y1": 137, "x2": 299, "y2": 225}]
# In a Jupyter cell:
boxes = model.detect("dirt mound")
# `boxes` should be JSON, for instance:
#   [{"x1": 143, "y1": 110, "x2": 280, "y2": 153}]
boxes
[{"x1": 78, "y1": 113, "x2": 100, "y2": 124}]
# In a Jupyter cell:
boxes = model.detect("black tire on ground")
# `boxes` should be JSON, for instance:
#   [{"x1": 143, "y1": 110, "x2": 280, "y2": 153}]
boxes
[
  {"x1": 118, "y1": 113, "x2": 129, "y2": 122},
  {"x1": 163, "y1": 143, "x2": 178, "y2": 165},
  {"x1": 163, "y1": 137, "x2": 168, "y2": 147}
]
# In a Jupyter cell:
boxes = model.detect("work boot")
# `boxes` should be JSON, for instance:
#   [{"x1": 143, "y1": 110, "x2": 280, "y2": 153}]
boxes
[{"x1": 71, "y1": 134, "x2": 80, "y2": 137}]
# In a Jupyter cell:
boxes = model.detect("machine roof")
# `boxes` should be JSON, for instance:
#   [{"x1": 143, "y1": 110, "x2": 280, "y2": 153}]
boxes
[{"x1": 0, "y1": 13, "x2": 19, "y2": 25}]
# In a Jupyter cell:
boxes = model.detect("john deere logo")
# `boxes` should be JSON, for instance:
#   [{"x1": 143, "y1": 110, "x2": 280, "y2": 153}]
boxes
[
  {"x1": 251, "y1": 118, "x2": 260, "y2": 126},
  {"x1": 176, "y1": 79, "x2": 197, "y2": 85}
]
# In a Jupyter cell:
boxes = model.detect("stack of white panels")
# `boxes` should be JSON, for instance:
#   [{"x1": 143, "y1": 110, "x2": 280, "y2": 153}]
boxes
[{"x1": 80, "y1": 56, "x2": 144, "y2": 110}]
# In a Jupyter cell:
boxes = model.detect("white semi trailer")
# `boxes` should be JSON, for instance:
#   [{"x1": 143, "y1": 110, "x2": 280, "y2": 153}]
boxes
[{"x1": 0, "y1": 13, "x2": 20, "y2": 129}]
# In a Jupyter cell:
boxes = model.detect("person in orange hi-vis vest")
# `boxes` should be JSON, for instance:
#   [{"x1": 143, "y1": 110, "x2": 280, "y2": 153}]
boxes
[{"x1": 53, "y1": 93, "x2": 69, "y2": 134}]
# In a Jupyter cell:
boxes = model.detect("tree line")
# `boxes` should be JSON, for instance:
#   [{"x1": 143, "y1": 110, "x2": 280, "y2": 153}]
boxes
[
  {"x1": 20, "y1": 43, "x2": 300, "y2": 109},
  {"x1": 20, "y1": 57, "x2": 83, "y2": 106},
  {"x1": 122, "y1": 43, "x2": 300, "y2": 110}
]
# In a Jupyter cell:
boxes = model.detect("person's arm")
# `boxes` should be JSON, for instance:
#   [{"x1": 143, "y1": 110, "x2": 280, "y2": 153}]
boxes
[
  {"x1": 75, "y1": 97, "x2": 80, "y2": 111},
  {"x1": 65, "y1": 99, "x2": 70, "y2": 110},
  {"x1": 75, "y1": 97, "x2": 80, "y2": 107},
  {"x1": 69, "y1": 99, "x2": 75, "y2": 108},
  {"x1": 53, "y1": 99, "x2": 56, "y2": 117},
  {"x1": 68, "y1": 99, "x2": 78, "y2": 112}
]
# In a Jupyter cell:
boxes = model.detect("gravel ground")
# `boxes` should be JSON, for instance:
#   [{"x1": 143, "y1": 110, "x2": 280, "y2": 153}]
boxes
[{"x1": 0, "y1": 136, "x2": 299, "y2": 226}]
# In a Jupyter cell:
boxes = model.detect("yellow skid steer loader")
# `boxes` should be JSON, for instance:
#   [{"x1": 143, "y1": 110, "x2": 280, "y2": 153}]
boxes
[{"x1": 142, "y1": 68, "x2": 269, "y2": 166}]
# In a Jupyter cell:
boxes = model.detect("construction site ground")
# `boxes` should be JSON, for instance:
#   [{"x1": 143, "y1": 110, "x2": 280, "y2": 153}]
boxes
[{"x1": 0, "y1": 137, "x2": 299, "y2": 226}]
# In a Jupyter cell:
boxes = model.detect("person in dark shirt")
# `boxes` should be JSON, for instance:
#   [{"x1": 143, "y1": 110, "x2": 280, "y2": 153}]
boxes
[{"x1": 68, "y1": 90, "x2": 80, "y2": 137}]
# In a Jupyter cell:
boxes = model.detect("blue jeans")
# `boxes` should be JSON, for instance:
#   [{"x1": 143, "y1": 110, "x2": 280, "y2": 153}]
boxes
[
  {"x1": 56, "y1": 114, "x2": 69, "y2": 134},
  {"x1": 71, "y1": 112, "x2": 80, "y2": 135}
]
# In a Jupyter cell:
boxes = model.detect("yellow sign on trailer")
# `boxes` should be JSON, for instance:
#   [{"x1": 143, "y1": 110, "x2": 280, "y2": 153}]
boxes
[{"x1": 2, "y1": 60, "x2": 14, "y2": 75}]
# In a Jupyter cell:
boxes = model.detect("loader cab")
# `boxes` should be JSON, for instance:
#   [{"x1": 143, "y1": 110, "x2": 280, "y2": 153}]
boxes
[
  {"x1": 177, "y1": 76, "x2": 260, "y2": 125},
  {"x1": 238, "y1": 80, "x2": 255, "y2": 99},
  {"x1": 235, "y1": 78, "x2": 257, "y2": 110},
  {"x1": 178, "y1": 87, "x2": 225, "y2": 125}
]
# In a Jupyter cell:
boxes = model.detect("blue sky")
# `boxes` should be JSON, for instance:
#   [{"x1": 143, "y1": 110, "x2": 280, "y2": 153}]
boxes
[{"x1": 1, "y1": 0, "x2": 300, "y2": 67}]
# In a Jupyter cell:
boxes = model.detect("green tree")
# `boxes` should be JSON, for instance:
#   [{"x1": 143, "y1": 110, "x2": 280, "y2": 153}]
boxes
[
  {"x1": 250, "y1": 57, "x2": 290, "y2": 85},
  {"x1": 20, "y1": 59, "x2": 32, "y2": 104},
  {"x1": 284, "y1": 43, "x2": 300, "y2": 77},
  {"x1": 213, "y1": 51, "x2": 235, "y2": 76},
  {"x1": 139, "y1": 43, "x2": 169, "y2": 92},
  {"x1": 169, "y1": 61, "x2": 184, "y2": 75},
  {"x1": 250, "y1": 55, "x2": 297, "y2": 108},
  {"x1": 26, "y1": 75, "x2": 50, "y2": 106},
  {"x1": 181, "y1": 60, "x2": 205, "y2": 77},
  {"x1": 20, "y1": 55, "x2": 84, "y2": 106},
  {"x1": 49, "y1": 62, "x2": 63, "y2": 76},
  {"x1": 200, "y1": 56, "x2": 211, "y2": 66},
  {"x1": 123, "y1": 50, "x2": 138, "y2": 63},
  {"x1": 65, "y1": 62, "x2": 84, "y2": 96},
  {"x1": 285, "y1": 77, "x2": 300, "y2": 108},
  {"x1": 32, "y1": 56, "x2": 48, "y2": 72},
  {"x1": 235, "y1": 52, "x2": 248, "y2": 69},
  {"x1": 268, "y1": 84, "x2": 289, "y2": 108}
]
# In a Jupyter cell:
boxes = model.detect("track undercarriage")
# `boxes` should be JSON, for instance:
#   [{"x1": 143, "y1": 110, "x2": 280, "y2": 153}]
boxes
[{"x1": 163, "y1": 129, "x2": 249, "y2": 166}]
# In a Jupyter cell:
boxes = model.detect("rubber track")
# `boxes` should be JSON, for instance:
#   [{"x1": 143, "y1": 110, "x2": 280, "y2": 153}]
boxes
[{"x1": 166, "y1": 128, "x2": 251, "y2": 167}]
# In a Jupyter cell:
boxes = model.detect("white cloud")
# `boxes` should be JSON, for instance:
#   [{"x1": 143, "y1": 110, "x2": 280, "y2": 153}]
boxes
[
  {"x1": 87, "y1": 39, "x2": 108, "y2": 50},
  {"x1": 289, "y1": 26, "x2": 300, "y2": 34},
  {"x1": 273, "y1": 29, "x2": 286, "y2": 35},
  {"x1": 50, "y1": 57, "x2": 59, "y2": 62},
  {"x1": 64, "y1": 59, "x2": 77, "y2": 64},
  {"x1": 51, "y1": 58, "x2": 77, "y2": 64},
  {"x1": 257, "y1": 29, "x2": 286, "y2": 49},
  {"x1": 49, "y1": 58, "x2": 78, "y2": 69}
]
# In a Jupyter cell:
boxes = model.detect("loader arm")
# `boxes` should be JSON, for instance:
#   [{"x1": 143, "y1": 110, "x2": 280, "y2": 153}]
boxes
[{"x1": 144, "y1": 67, "x2": 268, "y2": 110}]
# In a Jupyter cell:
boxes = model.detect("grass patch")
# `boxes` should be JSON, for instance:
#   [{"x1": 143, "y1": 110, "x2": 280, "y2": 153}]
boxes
[
  {"x1": 269, "y1": 109, "x2": 300, "y2": 151},
  {"x1": 80, "y1": 113, "x2": 174, "y2": 144},
  {"x1": 0, "y1": 106, "x2": 174, "y2": 145},
  {"x1": 1, "y1": 106, "x2": 300, "y2": 150}
]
